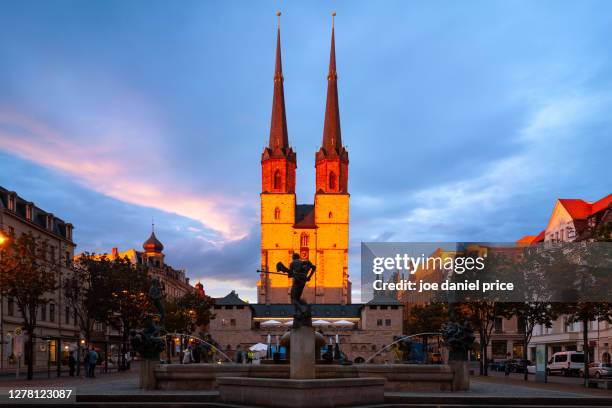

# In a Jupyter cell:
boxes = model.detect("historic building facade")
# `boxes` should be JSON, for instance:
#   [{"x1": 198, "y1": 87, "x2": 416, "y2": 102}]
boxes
[
  {"x1": 258, "y1": 21, "x2": 350, "y2": 305},
  {"x1": 519, "y1": 193, "x2": 612, "y2": 363},
  {"x1": 0, "y1": 186, "x2": 78, "y2": 374},
  {"x1": 89, "y1": 228, "x2": 193, "y2": 300}
]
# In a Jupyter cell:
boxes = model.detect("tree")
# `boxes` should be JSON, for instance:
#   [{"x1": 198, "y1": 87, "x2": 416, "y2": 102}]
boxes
[
  {"x1": 406, "y1": 302, "x2": 448, "y2": 362},
  {"x1": 165, "y1": 291, "x2": 215, "y2": 334},
  {"x1": 64, "y1": 254, "x2": 115, "y2": 346},
  {"x1": 164, "y1": 291, "x2": 215, "y2": 363},
  {"x1": 564, "y1": 302, "x2": 612, "y2": 385},
  {"x1": 502, "y1": 302, "x2": 559, "y2": 380},
  {"x1": 0, "y1": 232, "x2": 59, "y2": 380},
  {"x1": 109, "y1": 256, "x2": 151, "y2": 370}
]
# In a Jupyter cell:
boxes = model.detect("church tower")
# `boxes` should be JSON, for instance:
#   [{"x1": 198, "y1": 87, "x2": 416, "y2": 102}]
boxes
[
  {"x1": 259, "y1": 14, "x2": 297, "y2": 304},
  {"x1": 314, "y1": 18, "x2": 351, "y2": 304},
  {"x1": 258, "y1": 14, "x2": 350, "y2": 305}
]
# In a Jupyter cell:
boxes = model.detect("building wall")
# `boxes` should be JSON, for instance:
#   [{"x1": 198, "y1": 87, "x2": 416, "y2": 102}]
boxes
[
  {"x1": 0, "y1": 195, "x2": 78, "y2": 374},
  {"x1": 208, "y1": 304, "x2": 403, "y2": 364}
]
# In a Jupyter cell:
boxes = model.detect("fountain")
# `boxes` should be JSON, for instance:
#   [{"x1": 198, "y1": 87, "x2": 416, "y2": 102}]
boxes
[{"x1": 216, "y1": 255, "x2": 385, "y2": 408}]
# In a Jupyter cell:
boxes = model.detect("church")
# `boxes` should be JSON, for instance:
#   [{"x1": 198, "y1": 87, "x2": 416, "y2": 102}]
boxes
[
  {"x1": 258, "y1": 17, "x2": 350, "y2": 305},
  {"x1": 208, "y1": 18, "x2": 403, "y2": 364}
]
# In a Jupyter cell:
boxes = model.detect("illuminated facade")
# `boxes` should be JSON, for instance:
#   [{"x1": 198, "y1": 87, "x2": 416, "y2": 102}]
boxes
[
  {"x1": 258, "y1": 22, "x2": 350, "y2": 305},
  {"x1": 87, "y1": 228, "x2": 193, "y2": 300}
]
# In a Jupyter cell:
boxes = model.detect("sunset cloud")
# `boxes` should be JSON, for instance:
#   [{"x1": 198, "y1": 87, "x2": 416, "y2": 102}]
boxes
[{"x1": 0, "y1": 111, "x2": 253, "y2": 241}]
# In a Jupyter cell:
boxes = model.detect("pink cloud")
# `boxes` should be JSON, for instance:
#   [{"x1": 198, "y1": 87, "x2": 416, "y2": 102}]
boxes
[{"x1": 0, "y1": 111, "x2": 252, "y2": 241}]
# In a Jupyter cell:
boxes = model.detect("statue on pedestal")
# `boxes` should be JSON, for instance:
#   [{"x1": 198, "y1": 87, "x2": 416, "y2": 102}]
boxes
[{"x1": 276, "y1": 253, "x2": 316, "y2": 328}]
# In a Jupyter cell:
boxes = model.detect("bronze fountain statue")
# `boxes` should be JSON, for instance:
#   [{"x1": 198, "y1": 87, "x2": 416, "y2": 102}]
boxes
[{"x1": 276, "y1": 253, "x2": 316, "y2": 328}]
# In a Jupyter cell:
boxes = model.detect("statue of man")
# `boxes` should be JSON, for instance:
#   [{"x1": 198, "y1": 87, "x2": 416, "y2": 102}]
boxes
[
  {"x1": 148, "y1": 277, "x2": 165, "y2": 324},
  {"x1": 277, "y1": 253, "x2": 316, "y2": 327}
]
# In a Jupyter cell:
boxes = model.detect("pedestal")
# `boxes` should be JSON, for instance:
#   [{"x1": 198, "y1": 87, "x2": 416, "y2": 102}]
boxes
[
  {"x1": 448, "y1": 360, "x2": 469, "y2": 391},
  {"x1": 139, "y1": 359, "x2": 158, "y2": 390},
  {"x1": 290, "y1": 326, "x2": 315, "y2": 379},
  {"x1": 218, "y1": 377, "x2": 385, "y2": 408}
]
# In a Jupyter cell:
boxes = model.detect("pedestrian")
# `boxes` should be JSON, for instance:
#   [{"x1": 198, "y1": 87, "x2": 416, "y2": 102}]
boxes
[
  {"x1": 68, "y1": 352, "x2": 76, "y2": 377},
  {"x1": 235, "y1": 345, "x2": 244, "y2": 364},
  {"x1": 192, "y1": 345, "x2": 201, "y2": 363},
  {"x1": 182, "y1": 346, "x2": 194, "y2": 364},
  {"x1": 88, "y1": 347, "x2": 98, "y2": 378},
  {"x1": 247, "y1": 350, "x2": 253, "y2": 364},
  {"x1": 84, "y1": 349, "x2": 91, "y2": 378}
]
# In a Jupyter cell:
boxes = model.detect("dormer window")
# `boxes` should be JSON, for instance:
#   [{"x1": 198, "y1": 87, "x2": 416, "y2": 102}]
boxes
[
  {"x1": 25, "y1": 203, "x2": 33, "y2": 221},
  {"x1": 8, "y1": 193, "x2": 16, "y2": 211},
  {"x1": 46, "y1": 214, "x2": 54, "y2": 230}
]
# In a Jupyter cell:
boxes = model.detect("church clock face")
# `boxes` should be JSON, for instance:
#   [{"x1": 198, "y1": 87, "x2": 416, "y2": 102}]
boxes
[{"x1": 300, "y1": 248, "x2": 309, "y2": 260}]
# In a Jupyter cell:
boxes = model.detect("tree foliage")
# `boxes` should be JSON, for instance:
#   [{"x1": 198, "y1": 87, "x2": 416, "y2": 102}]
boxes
[{"x1": 0, "y1": 232, "x2": 60, "y2": 380}]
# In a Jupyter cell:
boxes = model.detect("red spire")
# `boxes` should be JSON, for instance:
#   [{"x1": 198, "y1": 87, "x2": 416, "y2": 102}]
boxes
[
  {"x1": 321, "y1": 18, "x2": 342, "y2": 156},
  {"x1": 268, "y1": 19, "x2": 289, "y2": 153}
]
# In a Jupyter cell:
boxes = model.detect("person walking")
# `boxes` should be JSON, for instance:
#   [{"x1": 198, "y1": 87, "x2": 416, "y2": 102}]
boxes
[
  {"x1": 68, "y1": 352, "x2": 76, "y2": 377},
  {"x1": 84, "y1": 349, "x2": 91, "y2": 378},
  {"x1": 182, "y1": 346, "x2": 194, "y2": 364},
  {"x1": 88, "y1": 347, "x2": 98, "y2": 378}
]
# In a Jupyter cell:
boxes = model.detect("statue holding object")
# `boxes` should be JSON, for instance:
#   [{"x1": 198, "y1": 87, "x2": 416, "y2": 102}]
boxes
[{"x1": 276, "y1": 253, "x2": 316, "y2": 328}]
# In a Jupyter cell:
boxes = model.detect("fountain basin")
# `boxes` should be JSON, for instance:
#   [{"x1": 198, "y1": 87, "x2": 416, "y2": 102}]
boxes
[
  {"x1": 218, "y1": 377, "x2": 385, "y2": 408},
  {"x1": 155, "y1": 363, "x2": 458, "y2": 391}
]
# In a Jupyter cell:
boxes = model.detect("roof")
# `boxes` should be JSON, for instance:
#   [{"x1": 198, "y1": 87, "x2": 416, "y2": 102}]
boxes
[
  {"x1": 294, "y1": 204, "x2": 315, "y2": 228},
  {"x1": 516, "y1": 230, "x2": 545, "y2": 246},
  {"x1": 215, "y1": 291, "x2": 248, "y2": 306},
  {"x1": 0, "y1": 186, "x2": 73, "y2": 242},
  {"x1": 262, "y1": 25, "x2": 295, "y2": 163},
  {"x1": 367, "y1": 294, "x2": 401, "y2": 306},
  {"x1": 557, "y1": 194, "x2": 612, "y2": 220},
  {"x1": 558, "y1": 199, "x2": 592, "y2": 220},
  {"x1": 251, "y1": 303, "x2": 363, "y2": 319},
  {"x1": 143, "y1": 231, "x2": 164, "y2": 253},
  {"x1": 592, "y1": 194, "x2": 612, "y2": 214}
]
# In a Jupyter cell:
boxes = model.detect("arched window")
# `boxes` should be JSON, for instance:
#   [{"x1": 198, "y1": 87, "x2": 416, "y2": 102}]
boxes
[
  {"x1": 300, "y1": 232, "x2": 309, "y2": 247},
  {"x1": 328, "y1": 171, "x2": 336, "y2": 190},
  {"x1": 328, "y1": 211, "x2": 333, "y2": 219},
  {"x1": 273, "y1": 170, "x2": 281, "y2": 190},
  {"x1": 274, "y1": 207, "x2": 281, "y2": 220}
]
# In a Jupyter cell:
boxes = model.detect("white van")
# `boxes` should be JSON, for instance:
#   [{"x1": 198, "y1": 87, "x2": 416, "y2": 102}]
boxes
[{"x1": 547, "y1": 351, "x2": 585, "y2": 376}]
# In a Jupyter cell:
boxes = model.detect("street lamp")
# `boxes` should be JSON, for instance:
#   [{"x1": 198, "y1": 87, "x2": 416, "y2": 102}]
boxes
[{"x1": 0, "y1": 231, "x2": 8, "y2": 247}]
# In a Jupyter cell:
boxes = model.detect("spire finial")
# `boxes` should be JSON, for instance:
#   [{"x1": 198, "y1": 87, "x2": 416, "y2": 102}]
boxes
[
  {"x1": 151, "y1": 216, "x2": 155, "y2": 233},
  {"x1": 332, "y1": 11, "x2": 336, "y2": 28},
  {"x1": 276, "y1": 11, "x2": 281, "y2": 29}
]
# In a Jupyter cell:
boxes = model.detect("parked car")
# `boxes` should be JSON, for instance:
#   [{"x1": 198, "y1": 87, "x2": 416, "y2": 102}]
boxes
[
  {"x1": 547, "y1": 351, "x2": 584, "y2": 376},
  {"x1": 579, "y1": 362, "x2": 612, "y2": 379}
]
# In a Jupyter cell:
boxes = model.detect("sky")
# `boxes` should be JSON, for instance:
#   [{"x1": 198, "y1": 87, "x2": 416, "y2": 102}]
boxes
[{"x1": 1, "y1": 1, "x2": 611, "y2": 302}]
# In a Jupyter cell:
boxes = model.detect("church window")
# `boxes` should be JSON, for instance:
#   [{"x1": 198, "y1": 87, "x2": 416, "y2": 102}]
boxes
[
  {"x1": 328, "y1": 211, "x2": 333, "y2": 219},
  {"x1": 300, "y1": 233, "x2": 309, "y2": 247},
  {"x1": 328, "y1": 171, "x2": 336, "y2": 190},
  {"x1": 274, "y1": 207, "x2": 281, "y2": 220},
  {"x1": 273, "y1": 170, "x2": 281, "y2": 190}
]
